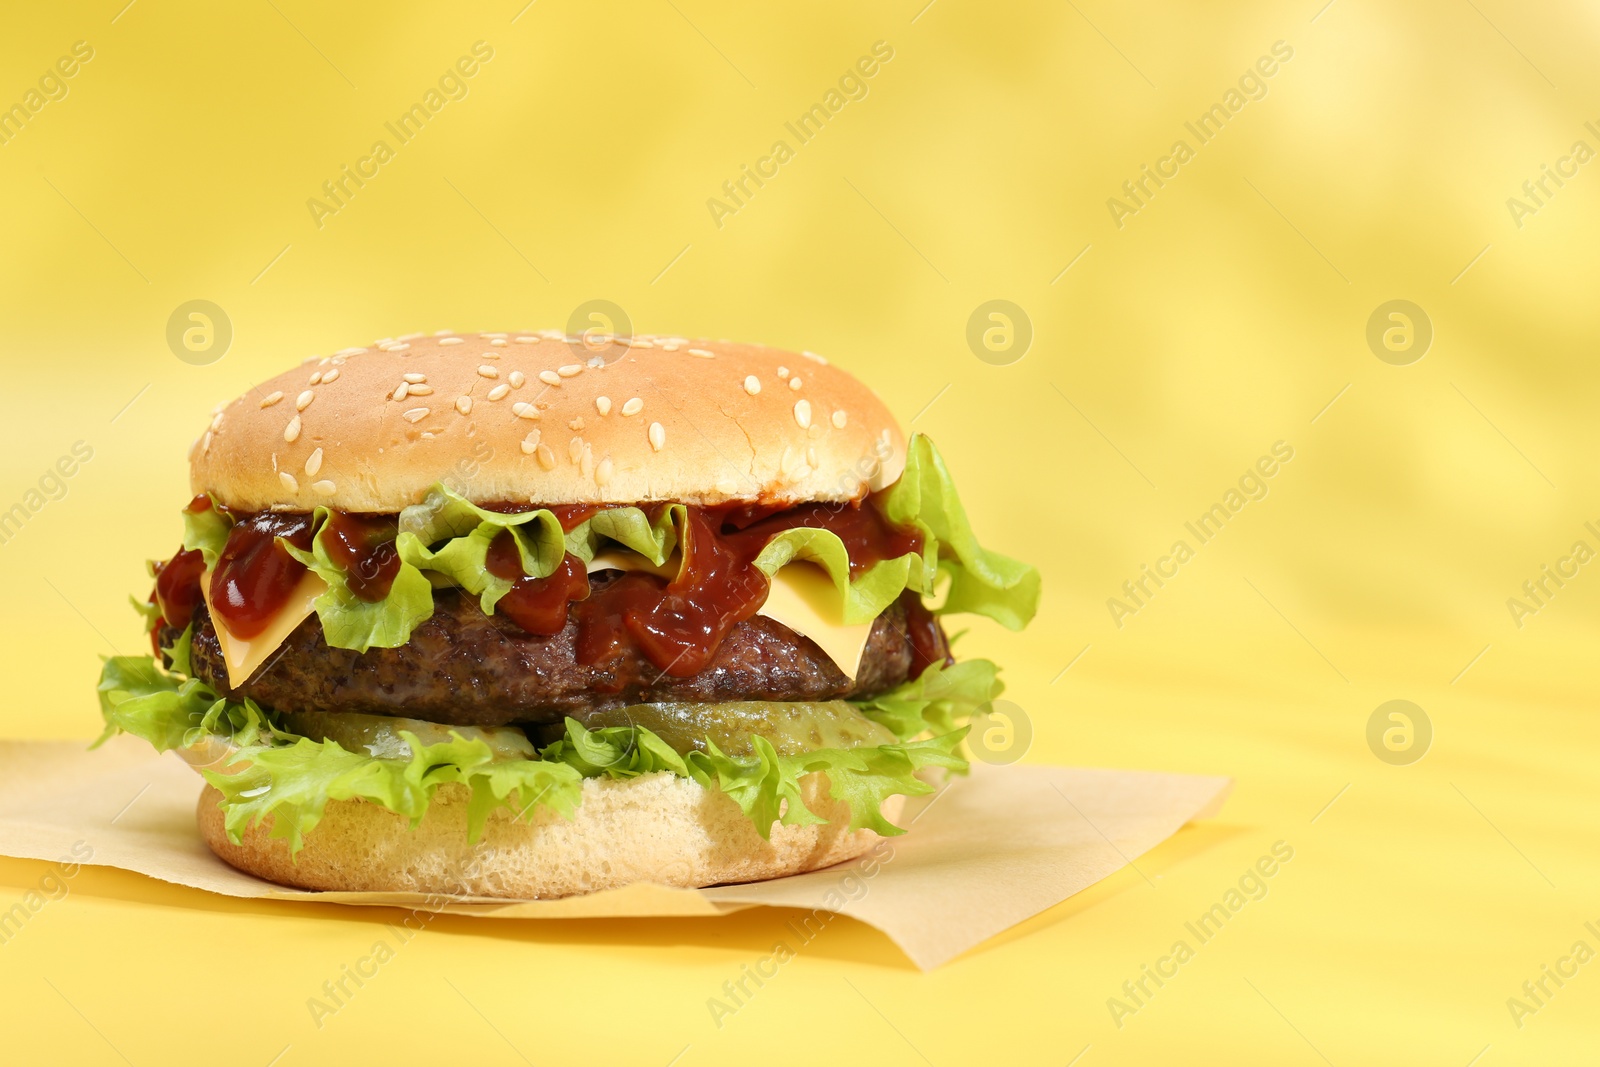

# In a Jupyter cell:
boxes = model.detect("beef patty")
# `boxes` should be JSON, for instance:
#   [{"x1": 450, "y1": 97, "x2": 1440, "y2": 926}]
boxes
[{"x1": 171, "y1": 574, "x2": 943, "y2": 727}]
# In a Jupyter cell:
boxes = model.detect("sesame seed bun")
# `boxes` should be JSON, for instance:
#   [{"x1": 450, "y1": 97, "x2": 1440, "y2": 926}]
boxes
[
  {"x1": 191, "y1": 331, "x2": 906, "y2": 513},
  {"x1": 196, "y1": 772, "x2": 902, "y2": 898}
]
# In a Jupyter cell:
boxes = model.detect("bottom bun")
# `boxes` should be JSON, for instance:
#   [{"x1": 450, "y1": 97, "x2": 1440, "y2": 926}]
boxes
[{"x1": 197, "y1": 771, "x2": 902, "y2": 898}]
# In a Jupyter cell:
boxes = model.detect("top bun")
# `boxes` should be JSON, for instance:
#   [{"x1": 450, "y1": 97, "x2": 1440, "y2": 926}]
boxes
[{"x1": 190, "y1": 331, "x2": 906, "y2": 513}]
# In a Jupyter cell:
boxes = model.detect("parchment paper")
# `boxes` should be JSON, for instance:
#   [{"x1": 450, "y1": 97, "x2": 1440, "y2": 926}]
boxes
[{"x1": 0, "y1": 736, "x2": 1231, "y2": 969}]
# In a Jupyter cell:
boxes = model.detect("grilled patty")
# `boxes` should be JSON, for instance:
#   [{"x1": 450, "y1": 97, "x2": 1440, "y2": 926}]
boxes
[{"x1": 171, "y1": 573, "x2": 941, "y2": 727}]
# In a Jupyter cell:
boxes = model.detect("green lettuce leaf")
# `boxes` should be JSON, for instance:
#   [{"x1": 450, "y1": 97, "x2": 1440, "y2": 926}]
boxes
[
  {"x1": 94, "y1": 653, "x2": 279, "y2": 752},
  {"x1": 540, "y1": 719, "x2": 968, "y2": 838},
  {"x1": 881, "y1": 434, "x2": 1041, "y2": 630},
  {"x1": 279, "y1": 508, "x2": 435, "y2": 653},
  {"x1": 97, "y1": 654, "x2": 960, "y2": 851},
  {"x1": 160, "y1": 623, "x2": 195, "y2": 676},
  {"x1": 203, "y1": 733, "x2": 586, "y2": 850},
  {"x1": 129, "y1": 594, "x2": 162, "y2": 628},
  {"x1": 396, "y1": 489, "x2": 568, "y2": 612},
  {"x1": 182, "y1": 496, "x2": 233, "y2": 568},
  {"x1": 852, "y1": 657, "x2": 1006, "y2": 741}
]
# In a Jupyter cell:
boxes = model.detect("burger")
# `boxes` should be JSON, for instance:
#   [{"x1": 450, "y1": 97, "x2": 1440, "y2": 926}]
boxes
[{"x1": 96, "y1": 330, "x2": 1039, "y2": 898}]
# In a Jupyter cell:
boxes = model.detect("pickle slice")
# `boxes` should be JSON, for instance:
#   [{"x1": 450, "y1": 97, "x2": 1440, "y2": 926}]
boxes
[
  {"x1": 551, "y1": 700, "x2": 896, "y2": 758},
  {"x1": 281, "y1": 710, "x2": 535, "y2": 762}
]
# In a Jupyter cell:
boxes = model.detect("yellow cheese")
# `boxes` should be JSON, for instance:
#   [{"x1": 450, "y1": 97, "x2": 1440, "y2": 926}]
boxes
[
  {"x1": 200, "y1": 567, "x2": 328, "y2": 688},
  {"x1": 586, "y1": 551, "x2": 874, "y2": 680},
  {"x1": 754, "y1": 561, "x2": 875, "y2": 681}
]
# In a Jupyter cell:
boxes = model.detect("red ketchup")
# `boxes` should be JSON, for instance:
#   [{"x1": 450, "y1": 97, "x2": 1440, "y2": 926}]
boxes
[
  {"x1": 320, "y1": 512, "x2": 401, "y2": 602},
  {"x1": 208, "y1": 513, "x2": 315, "y2": 639},
  {"x1": 485, "y1": 531, "x2": 591, "y2": 635}
]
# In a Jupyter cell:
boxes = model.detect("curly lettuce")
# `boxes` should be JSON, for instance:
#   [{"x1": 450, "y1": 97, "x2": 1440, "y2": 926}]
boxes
[
  {"x1": 852, "y1": 658, "x2": 1006, "y2": 742},
  {"x1": 539, "y1": 719, "x2": 966, "y2": 837},
  {"x1": 96, "y1": 654, "x2": 967, "y2": 852},
  {"x1": 277, "y1": 509, "x2": 435, "y2": 654},
  {"x1": 182, "y1": 500, "x2": 233, "y2": 568},
  {"x1": 881, "y1": 434, "x2": 1041, "y2": 630}
]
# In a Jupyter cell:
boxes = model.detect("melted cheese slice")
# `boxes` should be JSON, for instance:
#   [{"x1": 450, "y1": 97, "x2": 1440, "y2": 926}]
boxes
[
  {"x1": 586, "y1": 551, "x2": 874, "y2": 680},
  {"x1": 201, "y1": 567, "x2": 327, "y2": 688}
]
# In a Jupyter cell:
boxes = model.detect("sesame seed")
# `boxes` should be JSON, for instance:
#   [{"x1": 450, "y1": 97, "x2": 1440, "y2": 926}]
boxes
[
  {"x1": 744, "y1": 376, "x2": 761, "y2": 395},
  {"x1": 408, "y1": 384, "x2": 434, "y2": 395},
  {"x1": 403, "y1": 407, "x2": 430, "y2": 423},
  {"x1": 802, "y1": 350, "x2": 827, "y2": 364},
  {"x1": 621, "y1": 397, "x2": 643, "y2": 417},
  {"x1": 832, "y1": 409, "x2": 847, "y2": 429},
  {"x1": 558, "y1": 364, "x2": 583, "y2": 377},
  {"x1": 296, "y1": 390, "x2": 315, "y2": 411},
  {"x1": 794, "y1": 399, "x2": 812, "y2": 429},
  {"x1": 536, "y1": 443, "x2": 557, "y2": 469},
  {"x1": 662, "y1": 343, "x2": 679, "y2": 352},
  {"x1": 456, "y1": 396, "x2": 473, "y2": 415},
  {"x1": 202, "y1": 431, "x2": 213, "y2": 454},
  {"x1": 778, "y1": 366, "x2": 790, "y2": 379},
  {"x1": 321, "y1": 368, "x2": 340, "y2": 384},
  {"x1": 439, "y1": 337, "x2": 465, "y2": 346},
  {"x1": 790, "y1": 376, "x2": 803, "y2": 390},
  {"x1": 520, "y1": 429, "x2": 542, "y2": 454},
  {"x1": 538, "y1": 370, "x2": 562, "y2": 386},
  {"x1": 393, "y1": 383, "x2": 410, "y2": 401},
  {"x1": 260, "y1": 391, "x2": 284, "y2": 408},
  {"x1": 481, "y1": 351, "x2": 501, "y2": 359},
  {"x1": 384, "y1": 342, "x2": 411, "y2": 352},
  {"x1": 304, "y1": 448, "x2": 324, "y2": 477},
  {"x1": 514, "y1": 336, "x2": 539, "y2": 344},
  {"x1": 569, "y1": 417, "x2": 585, "y2": 431},
  {"x1": 488, "y1": 384, "x2": 511, "y2": 401},
  {"x1": 513, "y1": 402, "x2": 539, "y2": 419},
  {"x1": 279, "y1": 471, "x2": 299, "y2": 493},
  {"x1": 312, "y1": 480, "x2": 337, "y2": 496},
  {"x1": 403, "y1": 373, "x2": 427, "y2": 384},
  {"x1": 595, "y1": 457, "x2": 613, "y2": 485},
  {"x1": 649, "y1": 422, "x2": 665, "y2": 451},
  {"x1": 715, "y1": 476, "x2": 738, "y2": 495},
  {"x1": 807, "y1": 446, "x2": 818, "y2": 468},
  {"x1": 309, "y1": 371, "x2": 323, "y2": 386},
  {"x1": 284, "y1": 416, "x2": 302, "y2": 442},
  {"x1": 508, "y1": 370, "x2": 526, "y2": 388},
  {"x1": 478, "y1": 365, "x2": 499, "y2": 379},
  {"x1": 688, "y1": 347, "x2": 714, "y2": 359},
  {"x1": 595, "y1": 396, "x2": 612, "y2": 416},
  {"x1": 569, "y1": 437, "x2": 585, "y2": 464},
  {"x1": 210, "y1": 412, "x2": 224, "y2": 431}
]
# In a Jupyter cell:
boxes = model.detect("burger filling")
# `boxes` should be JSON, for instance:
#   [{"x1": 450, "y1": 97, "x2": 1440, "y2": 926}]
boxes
[{"x1": 98, "y1": 434, "x2": 1040, "y2": 852}]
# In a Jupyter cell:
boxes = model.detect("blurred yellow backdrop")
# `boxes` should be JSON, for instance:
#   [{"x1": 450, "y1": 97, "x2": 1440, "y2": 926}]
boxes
[{"x1": 3, "y1": 1, "x2": 1598, "y2": 1063}]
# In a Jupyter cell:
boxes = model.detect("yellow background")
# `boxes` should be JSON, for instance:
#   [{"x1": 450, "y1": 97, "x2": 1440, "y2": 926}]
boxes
[{"x1": 2, "y1": 0, "x2": 1597, "y2": 1063}]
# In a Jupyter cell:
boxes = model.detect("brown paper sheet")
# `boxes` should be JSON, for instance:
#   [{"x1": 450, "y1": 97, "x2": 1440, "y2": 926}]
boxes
[{"x1": 0, "y1": 736, "x2": 1230, "y2": 969}]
